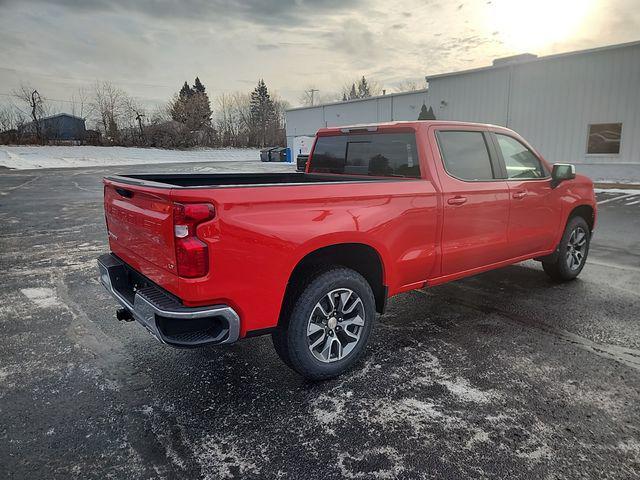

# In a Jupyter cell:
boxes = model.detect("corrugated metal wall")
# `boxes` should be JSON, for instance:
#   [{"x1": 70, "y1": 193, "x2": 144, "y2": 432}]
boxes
[
  {"x1": 285, "y1": 42, "x2": 640, "y2": 180},
  {"x1": 285, "y1": 90, "x2": 431, "y2": 149},
  {"x1": 428, "y1": 43, "x2": 640, "y2": 167}
]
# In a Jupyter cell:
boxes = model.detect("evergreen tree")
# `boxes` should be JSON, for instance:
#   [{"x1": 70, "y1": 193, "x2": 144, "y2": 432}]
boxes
[
  {"x1": 179, "y1": 81, "x2": 193, "y2": 99},
  {"x1": 193, "y1": 77, "x2": 206, "y2": 94},
  {"x1": 418, "y1": 104, "x2": 428, "y2": 120},
  {"x1": 418, "y1": 104, "x2": 436, "y2": 120},
  {"x1": 171, "y1": 78, "x2": 212, "y2": 129},
  {"x1": 357, "y1": 76, "x2": 371, "y2": 98},
  {"x1": 250, "y1": 79, "x2": 276, "y2": 147},
  {"x1": 348, "y1": 83, "x2": 358, "y2": 100}
]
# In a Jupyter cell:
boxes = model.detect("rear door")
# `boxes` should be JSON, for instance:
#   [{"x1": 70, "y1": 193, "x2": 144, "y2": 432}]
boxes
[
  {"x1": 490, "y1": 132, "x2": 560, "y2": 257},
  {"x1": 431, "y1": 127, "x2": 511, "y2": 276},
  {"x1": 104, "y1": 180, "x2": 177, "y2": 278}
]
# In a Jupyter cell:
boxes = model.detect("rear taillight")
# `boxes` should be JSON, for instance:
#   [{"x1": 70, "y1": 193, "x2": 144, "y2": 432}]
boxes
[{"x1": 173, "y1": 203, "x2": 215, "y2": 278}]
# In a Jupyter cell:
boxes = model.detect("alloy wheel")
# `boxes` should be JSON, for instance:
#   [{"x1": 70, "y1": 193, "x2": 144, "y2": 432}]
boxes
[
  {"x1": 566, "y1": 226, "x2": 587, "y2": 271},
  {"x1": 307, "y1": 288, "x2": 365, "y2": 363}
]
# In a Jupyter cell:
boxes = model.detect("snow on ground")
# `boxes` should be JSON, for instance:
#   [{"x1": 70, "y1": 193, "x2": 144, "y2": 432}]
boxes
[
  {"x1": 574, "y1": 164, "x2": 640, "y2": 185},
  {"x1": 0, "y1": 145, "x2": 261, "y2": 170}
]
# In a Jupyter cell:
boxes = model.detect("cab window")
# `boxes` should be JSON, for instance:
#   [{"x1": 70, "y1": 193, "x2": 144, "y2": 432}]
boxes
[
  {"x1": 436, "y1": 131, "x2": 495, "y2": 181},
  {"x1": 496, "y1": 134, "x2": 546, "y2": 179},
  {"x1": 310, "y1": 133, "x2": 420, "y2": 178}
]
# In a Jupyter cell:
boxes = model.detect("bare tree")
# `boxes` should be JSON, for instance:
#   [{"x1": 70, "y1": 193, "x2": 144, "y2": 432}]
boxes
[
  {"x1": 121, "y1": 95, "x2": 146, "y2": 143},
  {"x1": 92, "y1": 81, "x2": 127, "y2": 143},
  {"x1": 70, "y1": 87, "x2": 90, "y2": 118},
  {"x1": 394, "y1": 79, "x2": 426, "y2": 93},
  {"x1": 13, "y1": 83, "x2": 46, "y2": 143},
  {"x1": 215, "y1": 92, "x2": 241, "y2": 147},
  {"x1": 0, "y1": 105, "x2": 25, "y2": 132}
]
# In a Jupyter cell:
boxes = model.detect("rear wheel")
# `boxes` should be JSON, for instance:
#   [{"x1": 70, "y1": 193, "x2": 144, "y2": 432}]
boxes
[
  {"x1": 542, "y1": 216, "x2": 590, "y2": 281},
  {"x1": 272, "y1": 267, "x2": 375, "y2": 380}
]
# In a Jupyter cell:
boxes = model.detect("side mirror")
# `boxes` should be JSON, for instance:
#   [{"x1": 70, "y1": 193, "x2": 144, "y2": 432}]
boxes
[{"x1": 551, "y1": 163, "x2": 576, "y2": 188}]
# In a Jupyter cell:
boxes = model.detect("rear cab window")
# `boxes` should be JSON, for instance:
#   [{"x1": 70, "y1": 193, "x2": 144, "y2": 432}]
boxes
[{"x1": 309, "y1": 132, "x2": 421, "y2": 178}]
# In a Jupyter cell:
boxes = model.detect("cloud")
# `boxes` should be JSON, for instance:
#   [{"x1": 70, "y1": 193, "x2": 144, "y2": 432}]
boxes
[
  {"x1": 7, "y1": 0, "x2": 363, "y2": 24},
  {"x1": 1, "y1": 0, "x2": 638, "y2": 111}
]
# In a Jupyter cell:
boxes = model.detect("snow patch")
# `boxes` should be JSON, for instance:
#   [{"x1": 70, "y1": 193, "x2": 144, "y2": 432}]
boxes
[
  {"x1": 594, "y1": 188, "x2": 640, "y2": 194},
  {"x1": 440, "y1": 377, "x2": 497, "y2": 404},
  {"x1": 337, "y1": 447, "x2": 406, "y2": 479},
  {"x1": 192, "y1": 436, "x2": 263, "y2": 480},
  {"x1": 0, "y1": 145, "x2": 262, "y2": 170},
  {"x1": 21, "y1": 287, "x2": 59, "y2": 308}
]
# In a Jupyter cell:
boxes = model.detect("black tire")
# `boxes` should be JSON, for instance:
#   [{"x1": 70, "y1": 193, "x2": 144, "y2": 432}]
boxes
[
  {"x1": 542, "y1": 216, "x2": 591, "y2": 281},
  {"x1": 271, "y1": 267, "x2": 375, "y2": 380}
]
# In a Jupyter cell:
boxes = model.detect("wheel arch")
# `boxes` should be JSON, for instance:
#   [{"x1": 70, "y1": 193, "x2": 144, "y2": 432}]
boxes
[
  {"x1": 568, "y1": 203, "x2": 595, "y2": 232},
  {"x1": 278, "y1": 243, "x2": 388, "y2": 327}
]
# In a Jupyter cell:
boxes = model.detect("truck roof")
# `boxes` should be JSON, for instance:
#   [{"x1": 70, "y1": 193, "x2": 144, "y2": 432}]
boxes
[{"x1": 317, "y1": 120, "x2": 506, "y2": 135}]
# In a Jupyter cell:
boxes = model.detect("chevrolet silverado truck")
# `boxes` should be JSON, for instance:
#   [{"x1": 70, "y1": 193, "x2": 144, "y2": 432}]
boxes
[{"x1": 97, "y1": 121, "x2": 596, "y2": 380}]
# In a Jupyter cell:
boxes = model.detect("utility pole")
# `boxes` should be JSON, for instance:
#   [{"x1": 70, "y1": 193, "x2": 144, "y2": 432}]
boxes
[{"x1": 306, "y1": 88, "x2": 319, "y2": 106}]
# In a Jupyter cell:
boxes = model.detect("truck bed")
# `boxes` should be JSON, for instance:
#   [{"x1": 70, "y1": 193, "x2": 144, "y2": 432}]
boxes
[{"x1": 106, "y1": 172, "x2": 396, "y2": 189}]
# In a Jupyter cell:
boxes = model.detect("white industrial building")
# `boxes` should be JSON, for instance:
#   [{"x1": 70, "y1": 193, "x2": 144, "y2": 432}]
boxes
[{"x1": 285, "y1": 40, "x2": 640, "y2": 183}]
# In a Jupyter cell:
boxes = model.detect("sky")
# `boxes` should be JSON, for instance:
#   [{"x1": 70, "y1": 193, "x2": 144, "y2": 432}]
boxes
[{"x1": 1, "y1": 0, "x2": 639, "y2": 114}]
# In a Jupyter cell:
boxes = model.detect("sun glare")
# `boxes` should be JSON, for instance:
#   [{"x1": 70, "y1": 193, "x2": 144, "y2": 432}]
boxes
[{"x1": 489, "y1": 0, "x2": 597, "y2": 51}]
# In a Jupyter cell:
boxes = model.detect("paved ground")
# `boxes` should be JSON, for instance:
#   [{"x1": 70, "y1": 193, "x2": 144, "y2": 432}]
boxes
[{"x1": 1, "y1": 162, "x2": 639, "y2": 479}]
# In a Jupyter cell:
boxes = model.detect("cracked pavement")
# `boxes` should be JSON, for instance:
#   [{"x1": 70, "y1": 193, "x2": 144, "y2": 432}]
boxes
[{"x1": 1, "y1": 161, "x2": 639, "y2": 479}]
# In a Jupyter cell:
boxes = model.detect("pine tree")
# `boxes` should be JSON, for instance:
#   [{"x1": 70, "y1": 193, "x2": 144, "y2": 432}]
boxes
[
  {"x1": 179, "y1": 81, "x2": 193, "y2": 99},
  {"x1": 418, "y1": 104, "x2": 436, "y2": 120},
  {"x1": 250, "y1": 79, "x2": 276, "y2": 147},
  {"x1": 171, "y1": 79, "x2": 211, "y2": 129},
  {"x1": 357, "y1": 76, "x2": 371, "y2": 98},
  {"x1": 193, "y1": 77, "x2": 206, "y2": 94},
  {"x1": 348, "y1": 83, "x2": 358, "y2": 100},
  {"x1": 418, "y1": 104, "x2": 429, "y2": 120},
  {"x1": 426, "y1": 106, "x2": 436, "y2": 120}
]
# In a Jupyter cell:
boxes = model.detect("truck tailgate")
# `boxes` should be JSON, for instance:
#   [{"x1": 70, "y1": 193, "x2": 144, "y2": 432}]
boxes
[{"x1": 104, "y1": 181, "x2": 177, "y2": 277}]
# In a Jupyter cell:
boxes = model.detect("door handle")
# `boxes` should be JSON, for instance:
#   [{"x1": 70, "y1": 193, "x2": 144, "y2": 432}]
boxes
[
  {"x1": 512, "y1": 190, "x2": 527, "y2": 199},
  {"x1": 447, "y1": 196, "x2": 468, "y2": 205}
]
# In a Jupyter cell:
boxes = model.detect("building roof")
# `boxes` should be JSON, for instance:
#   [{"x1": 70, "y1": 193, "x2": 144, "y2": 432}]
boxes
[
  {"x1": 286, "y1": 88, "x2": 429, "y2": 113},
  {"x1": 39, "y1": 113, "x2": 86, "y2": 122},
  {"x1": 426, "y1": 39, "x2": 640, "y2": 81}
]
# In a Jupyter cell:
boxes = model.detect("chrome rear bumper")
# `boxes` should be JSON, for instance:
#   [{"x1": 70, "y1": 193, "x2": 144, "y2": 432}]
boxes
[{"x1": 97, "y1": 253, "x2": 240, "y2": 347}]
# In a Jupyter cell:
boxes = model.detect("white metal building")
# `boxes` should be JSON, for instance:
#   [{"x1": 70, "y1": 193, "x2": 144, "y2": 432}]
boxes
[{"x1": 285, "y1": 40, "x2": 640, "y2": 183}]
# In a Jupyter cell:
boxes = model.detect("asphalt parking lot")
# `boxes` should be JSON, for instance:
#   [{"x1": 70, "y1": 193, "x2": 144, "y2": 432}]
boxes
[{"x1": 1, "y1": 162, "x2": 639, "y2": 479}]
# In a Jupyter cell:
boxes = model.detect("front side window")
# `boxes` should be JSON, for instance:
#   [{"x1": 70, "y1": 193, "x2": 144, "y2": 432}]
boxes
[
  {"x1": 587, "y1": 123, "x2": 622, "y2": 154},
  {"x1": 437, "y1": 131, "x2": 495, "y2": 181},
  {"x1": 309, "y1": 133, "x2": 420, "y2": 178},
  {"x1": 496, "y1": 134, "x2": 546, "y2": 179}
]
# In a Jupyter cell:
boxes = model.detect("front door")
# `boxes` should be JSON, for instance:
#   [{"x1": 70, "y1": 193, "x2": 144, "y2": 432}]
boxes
[
  {"x1": 491, "y1": 133, "x2": 561, "y2": 257},
  {"x1": 432, "y1": 128, "x2": 511, "y2": 277}
]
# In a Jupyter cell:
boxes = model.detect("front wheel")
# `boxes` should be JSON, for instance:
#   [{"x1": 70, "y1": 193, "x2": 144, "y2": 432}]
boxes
[
  {"x1": 542, "y1": 216, "x2": 591, "y2": 281},
  {"x1": 272, "y1": 267, "x2": 375, "y2": 380}
]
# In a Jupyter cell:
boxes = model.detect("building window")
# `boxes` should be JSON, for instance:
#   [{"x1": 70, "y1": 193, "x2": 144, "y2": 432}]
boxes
[{"x1": 587, "y1": 123, "x2": 622, "y2": 155}]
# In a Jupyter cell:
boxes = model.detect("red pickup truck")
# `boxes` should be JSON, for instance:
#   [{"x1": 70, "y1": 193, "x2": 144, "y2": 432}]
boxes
[{"x1": 98, "y1": 121, "x2": 596, "y2": 379}]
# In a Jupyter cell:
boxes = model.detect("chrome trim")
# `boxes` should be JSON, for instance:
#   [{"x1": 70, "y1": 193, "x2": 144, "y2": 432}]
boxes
[{"x1": 97, "y1": 257, "x2": 240, "y2": 345}]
